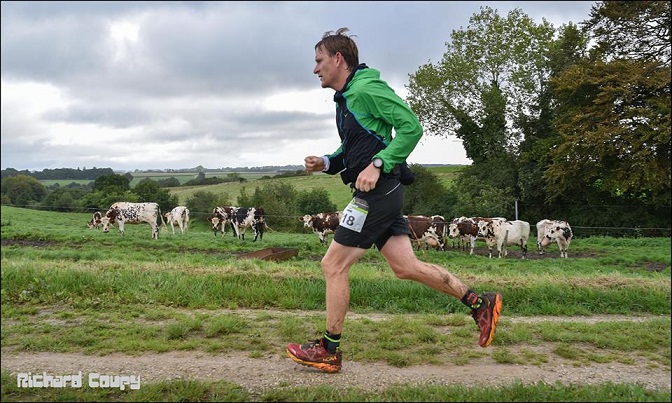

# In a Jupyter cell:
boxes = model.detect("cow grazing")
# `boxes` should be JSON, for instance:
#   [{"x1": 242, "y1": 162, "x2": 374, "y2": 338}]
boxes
[
  {"x1": 540, "y1": 221, "x2": 573, "y2": 258},
  {"x1": 405, "y1": 215, "x2": 444, "y2": 251},
  {"x1": 165, "y1": 206, "x2": 190, "y2": 235},
  {"x1": 414, "y1": 231, "x2": 442, "y2": 251},
  {"x1": 87, "y1": 211, "x2": 103, "y2": 229},
  {"x1": 231, "y1": 207, "x2": 265, "y2": 241},
  {"x1": 299, "y1": 212, "x2": 342, "y2": 246},
  {"x1": 100, "y1": 202, "x2": 166, "y2": 239},
  {"x1": 208, "y1": 206, "x2": 236, "y2": 237},
  {"x1": 478, "y1": 219, "x2": 530, "y2": 258},
  {"x1": 536, "y1": 219, "x2": 571, "y2": 255}
]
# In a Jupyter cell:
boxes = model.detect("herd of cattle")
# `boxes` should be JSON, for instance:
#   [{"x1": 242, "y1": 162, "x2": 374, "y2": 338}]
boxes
[
  {"x1": 87, "y1": 202, "x2": 573, "y2": 258},
  {"x1": 87, "y1": 202, "x2": 265, "y2": 242},
  {"x1": 298, "y1": 213, "x2": 573, "y2": 258}
]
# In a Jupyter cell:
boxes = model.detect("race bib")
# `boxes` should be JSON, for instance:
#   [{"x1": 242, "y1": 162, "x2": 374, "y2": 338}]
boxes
[{"x1": 340, "y1": 197, "x2": 369, "y2": 233}]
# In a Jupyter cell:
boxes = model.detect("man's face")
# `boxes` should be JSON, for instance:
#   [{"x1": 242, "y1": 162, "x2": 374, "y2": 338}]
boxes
[{"x1": 313, "y1": 46, "x2": 339, "y2": 90}]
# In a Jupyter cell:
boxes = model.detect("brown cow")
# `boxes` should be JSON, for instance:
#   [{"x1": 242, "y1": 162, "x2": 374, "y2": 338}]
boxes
[
  {"x1": 299, "y1": 212, "x2": 342, "y2": 246},
  {"x1": 449, "y1": 217, "x2": 506, "y2": 255},
  {"x1": 405, "y1": 215, "x2": 444, "y2": 251}
]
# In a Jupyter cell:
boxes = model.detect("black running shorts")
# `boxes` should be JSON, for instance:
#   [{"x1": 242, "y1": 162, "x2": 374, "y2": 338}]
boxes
[{"x1": 333, "y1": 176, "x2": 410, "y2": 250}]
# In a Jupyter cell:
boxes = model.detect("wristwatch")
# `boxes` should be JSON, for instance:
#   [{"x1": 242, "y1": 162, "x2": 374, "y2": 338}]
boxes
[{"x1": 372, "y1": 158, "x2": 383, "y2": 169}]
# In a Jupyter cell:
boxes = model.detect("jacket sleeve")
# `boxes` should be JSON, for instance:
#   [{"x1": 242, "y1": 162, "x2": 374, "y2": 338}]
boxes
[
  {"x1": 363, "y1": 83, "x2": 423, "y2": 173},
  {"x1": 324, "y1": 146, "x2": 345, "y2": 175}
]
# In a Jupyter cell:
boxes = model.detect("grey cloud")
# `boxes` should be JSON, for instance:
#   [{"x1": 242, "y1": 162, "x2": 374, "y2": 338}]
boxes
[{"x1": 1, "y1": 1, "x2": 594, "y2": 171}]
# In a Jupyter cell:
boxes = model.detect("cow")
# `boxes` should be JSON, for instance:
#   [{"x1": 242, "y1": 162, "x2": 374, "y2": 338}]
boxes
[
  {"x1": 164, "y1": 206, "x2": 190, "y2": 235},
  {"x1": 405, "y1": 215, "x2": 444, "y2": 251},
  {"x1": 540, "y1": 221, "x2": 573, "y2": 258},
  {"x1": 430, "y1": 215, "x2": 448, "y2": 251},
  {"x1": 208, "y1": 206, "x2": 237, "y2": 237},
  {"x1": 447, "y1": 217, "x2": 466, "y2": 249},
  {"x1": 448, "y1": 217, "x2": 505, "y2": 255},
  {"x1": 478, "y1": 219, "x2": 530, "y2": 258},
  {"x1": 414, "y1": 231, "x2": 442, "y2": 251},
  {"x1": 536, "y1": 219, "x2": 571, "y2": 255},
  {"x1": 230, "y1": 207, "x2": 265, "y2": 241},
  {"x1": 86, "y1": 211, "x2": 103, "y2": 229},
  {"x1": 100, "y1": 202, "x2": 166, "y2": 239},
  {"x1": 299, "y1": 212, "x2": 342, "y2": 246}
]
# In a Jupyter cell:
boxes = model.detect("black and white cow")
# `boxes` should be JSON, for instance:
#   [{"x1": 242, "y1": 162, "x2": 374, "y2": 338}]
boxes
[
  {"x1": 540, "y1": 221, "x2": 573, "y2": 258},
  {"x1": 208, "y1": 206, "x2": 237, "y2": 237},
  {"x1": 86, "y1": 211, "x2": 103, "y2": 229},
  {"x1": 536, "y1": 219, "x2": 572, "y2": 255},
  {"x1": 100, "y1": 202, "x2": 166, "y2": 239},
  {"x1": 231, "y1": 207, "x2": 265, "y2": 241},
  {"x1": 299, "y1": 212, "x2": 342, "y2": 246},
  {"x1": 164, "y1": 206, "x2": 190, "y2": 235},
  {"x1": 478, "y1": 219, "x2": 530, "y2": 258}
]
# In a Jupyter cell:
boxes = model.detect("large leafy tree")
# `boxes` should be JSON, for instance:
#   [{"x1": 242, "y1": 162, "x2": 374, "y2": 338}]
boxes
[
  {"x1": 406, "y1": 6, "x2": 555, "y2": 164},
  {"x1": 546, "y1": 1, "x2": 671, "y2": 206},
  {"x1": 583, "y1": 1, "x2": 670, "y2": 64}
]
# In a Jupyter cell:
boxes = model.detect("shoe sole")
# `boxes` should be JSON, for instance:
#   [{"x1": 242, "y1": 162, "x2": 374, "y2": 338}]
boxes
[
  {"x1": 286, "y1": 350, "x2": 341, "y2": 373},
  {"x1": 481, "y1": 293, "x2": 502, "y2": 348}
]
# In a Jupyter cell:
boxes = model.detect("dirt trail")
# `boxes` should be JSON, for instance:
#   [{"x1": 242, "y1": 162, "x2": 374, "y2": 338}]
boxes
[{"x1": 3, "y1": 314, "x2": 670, "y2": 396}]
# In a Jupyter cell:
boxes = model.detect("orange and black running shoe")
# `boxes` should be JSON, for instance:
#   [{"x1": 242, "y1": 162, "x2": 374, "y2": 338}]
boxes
[
  {"x1": 471, "y1": 292, "x2": 502, "y2": 347},
  {"x1": 286, "y1": 339, "x2": 342, "y2": 373}
]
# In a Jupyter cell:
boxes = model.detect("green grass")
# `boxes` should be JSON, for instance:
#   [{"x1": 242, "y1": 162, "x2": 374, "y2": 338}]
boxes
[
  {"x1": 1, "y1": 370, "x2": 668, "y2": 402},
  {"x1": 1, "y1": 205, "x2": 670, "y2": 401}
]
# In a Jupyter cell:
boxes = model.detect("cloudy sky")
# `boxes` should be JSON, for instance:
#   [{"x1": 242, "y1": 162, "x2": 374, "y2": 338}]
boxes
[{"x1": 1, "y1": 1, "x2": 595, "y2": 172}]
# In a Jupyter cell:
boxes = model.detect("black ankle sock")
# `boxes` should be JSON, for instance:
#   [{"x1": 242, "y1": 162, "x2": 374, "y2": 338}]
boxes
[
  {"x1": 462, "y1": 290, "x2": 482, "y2": 309},
  {"x1": 323, "y1": 331, "x2": 341, "y2": 353}
]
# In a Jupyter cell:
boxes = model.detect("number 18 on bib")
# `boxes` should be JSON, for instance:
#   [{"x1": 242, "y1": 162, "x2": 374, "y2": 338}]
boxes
[{"x1": 340, "y1": 197, "x2": 369, "y2": 233}]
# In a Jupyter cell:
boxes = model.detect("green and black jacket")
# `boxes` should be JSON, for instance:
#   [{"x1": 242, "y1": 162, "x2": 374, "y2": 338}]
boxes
[{"x1": 324, "y1": 64, "x2": 423, "y2": 185}]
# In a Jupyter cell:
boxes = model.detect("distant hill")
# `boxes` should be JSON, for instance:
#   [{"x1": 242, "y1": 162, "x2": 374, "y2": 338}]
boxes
[{"x1": 3, "y1": 164, "x2": 463, "y2": 181}]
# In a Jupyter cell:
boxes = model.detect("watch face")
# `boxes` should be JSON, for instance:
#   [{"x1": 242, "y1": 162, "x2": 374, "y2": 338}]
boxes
[{"x1": 373, "y1": 158, "x2": 383, "y2": 168}]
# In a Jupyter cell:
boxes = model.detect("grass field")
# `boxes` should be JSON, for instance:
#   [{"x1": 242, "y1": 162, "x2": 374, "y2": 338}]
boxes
[{"x1": 1, "y1": 205, "x2": 670, "y2": 401}]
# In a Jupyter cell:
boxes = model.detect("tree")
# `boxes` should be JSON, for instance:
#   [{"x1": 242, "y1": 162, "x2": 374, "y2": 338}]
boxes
[
  {"x1": 547, "y1": 59, "x2": 671, "y2": 205},
  {"x1": 0, "y1": 175, "x2": 48, "y2": 207},
  {"x1": 296, "y1": 188, "x2": 337, "y2": 215},
  {"x1": 132, "y1": 178, "x2": 179, "y2": 212},
  {"x1": 546, "y1": 1, "x2": 671, "y2": 206},
  {"x1": 401, "y1": 164, "x2": 453, "y2": 217},
  {"x1": 157, "y1": 177, "x2": 181, "y2": 188},
  {"x1": 185, "y1": 190, "x2": 230, "y2": 224},
  {"x1": 582, "y1": 1, "x2": 670, "y2": 64},
  {"x1": 406, "y1": 6, "x2": 555, "y2": 162},
  {"x1": 238, "y1": 181, "x2": 299, "y2": 232},
  {"x1": 41, "y1": 187, "x2": 87, "y2": 212},
  {"x1": 92, "y1": 174, "x2": 130, "y2": 194},
  {"x1": 516, "y1": 22, "x2": 590, "y2": 210}
]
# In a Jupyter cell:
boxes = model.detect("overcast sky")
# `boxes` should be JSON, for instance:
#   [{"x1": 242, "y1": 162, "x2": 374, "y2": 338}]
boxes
[{"x1": 1, "y1": 1, "x2": 595, "y2": 172}]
